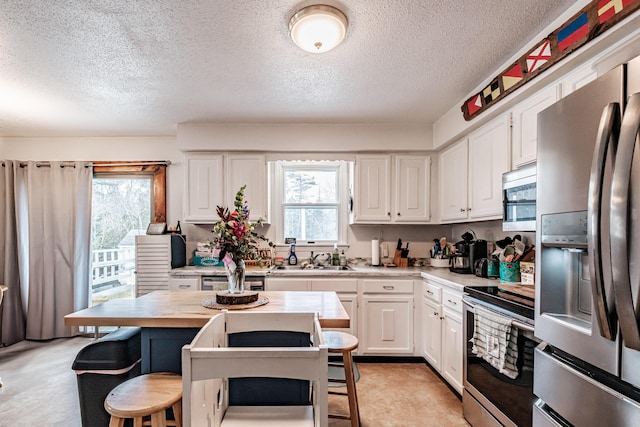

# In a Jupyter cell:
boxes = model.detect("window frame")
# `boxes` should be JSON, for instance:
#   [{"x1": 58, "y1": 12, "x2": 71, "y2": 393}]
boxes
[
  {"x1": 272, "y1": 160, "x2": 349, "y2": 245},
  {"x1": 92, "y1": 162, "x2": 167, "y2": 223}
]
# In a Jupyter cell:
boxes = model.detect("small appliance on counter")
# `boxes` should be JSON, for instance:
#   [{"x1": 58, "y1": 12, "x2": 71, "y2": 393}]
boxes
[{"x1": 450, "y1": 231, "x2": 487, "y2": 274}]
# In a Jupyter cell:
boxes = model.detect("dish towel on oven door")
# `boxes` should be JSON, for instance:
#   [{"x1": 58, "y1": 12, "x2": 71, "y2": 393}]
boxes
[{"x1": 471, "y1": 305, "x2": 519, "y2": 379}]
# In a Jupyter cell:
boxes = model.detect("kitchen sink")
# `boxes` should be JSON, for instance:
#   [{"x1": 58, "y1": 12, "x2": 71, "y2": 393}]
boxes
[{"x1": 273, "y1": 265, "x2": 354, "y2": 271}]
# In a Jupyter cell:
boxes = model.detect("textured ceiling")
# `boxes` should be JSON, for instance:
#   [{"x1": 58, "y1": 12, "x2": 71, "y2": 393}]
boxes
[{"x1": 0, "y1": 0, "x2": 578, "y2": 137}]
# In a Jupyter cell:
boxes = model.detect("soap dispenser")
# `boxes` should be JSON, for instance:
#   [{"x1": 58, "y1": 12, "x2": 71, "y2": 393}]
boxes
[{"x1": 288, "y1": 244, "x2": 298, "y2": 265}]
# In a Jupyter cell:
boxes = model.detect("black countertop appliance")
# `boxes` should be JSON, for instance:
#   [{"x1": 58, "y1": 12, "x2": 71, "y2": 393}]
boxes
[{"x1": 450, "y1": 232, "x2": 487, "y2": 274}]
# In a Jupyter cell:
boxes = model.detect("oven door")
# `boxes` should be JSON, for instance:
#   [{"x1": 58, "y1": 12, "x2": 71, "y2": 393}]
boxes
[{"x1": 463, "y1": 296, "x2": 539, "y2": 427}]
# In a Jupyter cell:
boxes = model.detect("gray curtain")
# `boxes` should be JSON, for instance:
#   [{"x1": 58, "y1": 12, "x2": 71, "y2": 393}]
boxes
[
  {"x1": 0, "y1": 161, "x2": 25, "y2": 346},
  {"x1": 12, "y1": 161, "x2": 93, "y2": 340}
]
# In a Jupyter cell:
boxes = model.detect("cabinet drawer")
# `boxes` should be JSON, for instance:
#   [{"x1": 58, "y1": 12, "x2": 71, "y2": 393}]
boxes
[
  {"x1": 169, "y1": 277, "x2": 200, "y2": 291},
  {"x1": 423, "y1": 281, "x2": 442, "y2": 303},
  {"x1": 363, "y1": 280, "x2": 413, "y2": 294},
  {"x1": 310, "y1": 279, "x2": 358, "y2": 292},
  {"x1": 442, "y1": 289, "x2": 462, "y2": 313}
]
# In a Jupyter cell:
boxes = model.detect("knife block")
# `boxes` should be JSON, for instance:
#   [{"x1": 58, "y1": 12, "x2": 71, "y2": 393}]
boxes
[{"x1": 393, "y1": 249, "x2": 401, "y2": 266}]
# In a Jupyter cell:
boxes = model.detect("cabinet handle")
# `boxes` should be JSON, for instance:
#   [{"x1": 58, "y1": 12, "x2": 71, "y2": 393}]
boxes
[
  {"x1": 387, "y1": 212, "x2": 391, "y2": 216},
  {"x1": 447, "y1": 299, "x2": 457, "y2": 305},
  {"x1": 433, "y1": 311, "x2": 439, "y2": 316},
  {"x1": 179, "y1": 284, "x2": 190, "y2": 289},
  {"x1": 426, "y1": 289, "x2": 433, "y2": 295},
  {"x1": 460, "y1": 208, "x2": 465, "y2": 212},
  {"x1": 467, "y1": 207, "x2": 472, "y2": 211},
  {"x1": 397, "y1": 212, "x2": 401, "y2": 216},
  {"x1": 383, "y1": 285, "x2": 395, "y2": 290}
]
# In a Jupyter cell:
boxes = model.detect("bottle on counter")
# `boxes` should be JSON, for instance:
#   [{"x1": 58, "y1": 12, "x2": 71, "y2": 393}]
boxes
[
  {"x1": 332, "y1": 244, "x2": 340, "y2": 266},
  {"x1": 339, "y1": 250, "x2": 347, "y2": 266},
  {"x1": 288, "y1": 244, "x2": 298, "y2": 265}
]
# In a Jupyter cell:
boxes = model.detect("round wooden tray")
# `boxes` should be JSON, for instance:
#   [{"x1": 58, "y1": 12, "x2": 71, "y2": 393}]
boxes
[{"x1": 201, "y1": 293, "x2": 269, "y2": 310}]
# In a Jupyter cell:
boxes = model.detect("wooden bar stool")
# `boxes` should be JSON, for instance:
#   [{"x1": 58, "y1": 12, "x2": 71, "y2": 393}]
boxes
[
  {"x1": 323, "y1": 331, "x2": 360, "y2": 427},
  {"x1": 105, "y1": 372, "x2": 182, "y2": 427}
]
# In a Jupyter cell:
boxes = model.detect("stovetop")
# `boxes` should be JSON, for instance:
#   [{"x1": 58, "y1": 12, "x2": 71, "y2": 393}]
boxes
[{"x1": 464, "y1": 285, "x2": 535, "y2": 320}]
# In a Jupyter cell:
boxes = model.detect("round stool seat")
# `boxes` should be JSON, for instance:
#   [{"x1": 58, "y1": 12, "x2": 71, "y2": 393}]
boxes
[
  {"x1": 105, "y1": 372, "x2": 182, "y2": 427},
  {"x1": 322, "y1": 330, "x2": 358, "y2": 352}
]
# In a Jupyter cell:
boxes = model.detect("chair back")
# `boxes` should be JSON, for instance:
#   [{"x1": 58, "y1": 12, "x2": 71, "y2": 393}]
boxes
[{"x1": 182, "y1": 311, "x2": 328, "y2": 427}]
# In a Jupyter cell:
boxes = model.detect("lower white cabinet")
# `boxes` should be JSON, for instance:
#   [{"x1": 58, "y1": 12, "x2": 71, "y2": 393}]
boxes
[
  {"x1": 421, "y1": 279, "x2": 464, "y2": 394},
  {"x1": 265, "y1": 277, "x2": 310, "y2": 291},
  {"x1": 442, "y1": 307, "x2": 463, "y2": 393},
  {"x1": 168, "y1": 275, "x2": 200, "y2": 291},
  {"x1": 310, "y1": 278, "x2": 358, "y2": 340},
  {"x1": 422, "y1": 281, "x2": 443, "y2": 370},
  {"x1": 361, "y1": 279, "x2": 414, "y2": 354}
]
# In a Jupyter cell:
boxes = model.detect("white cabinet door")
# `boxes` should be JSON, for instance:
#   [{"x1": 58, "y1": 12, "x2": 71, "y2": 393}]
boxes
[
  {"x1": 442, "y1": 310, "x2": 463, "y2": 394},
  {"x1": 353, "y1": 155, "x2": 391, "y2": 222},
  {"x1": 362, "y1": 295, "x2": 413, "y2": 354},
  {"x1": 394, "y1": 155, "x2": 431, "y2": 222},
  {"x1": 265, "y1": 278, "x2": 310, "y2": 291},
  {"x1": 183, "y1": 153, "x2": 224, "y2": 223},
  {"x1": 511, "y1": 85, "x2": 560, "y2": 167},
  {"x1": 468, "y1": 114, "x2": 510, "y2": 220},
  {"x1": 439, "y1": 139, "x2": 469, "y2": 222},
  {"x1": 225, "y1": 154, "x2": 269, "y2": 223},
  {"x1": 422, "y1": 297, "x2": 442, "y2": 371},
  {"x1": 560, "y1": 64, "x2": 597, "y2": 97}
]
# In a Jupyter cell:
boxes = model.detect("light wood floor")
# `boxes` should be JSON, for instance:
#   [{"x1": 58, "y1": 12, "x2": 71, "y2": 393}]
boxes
[{"x1": 0, "y1": 337, "x2": 469, "y2": 427}]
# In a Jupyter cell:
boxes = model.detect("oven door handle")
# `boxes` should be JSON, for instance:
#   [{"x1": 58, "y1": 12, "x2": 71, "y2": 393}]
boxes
[{"x1": 463, "y1": 298, "x2": 535, "y2": 333}]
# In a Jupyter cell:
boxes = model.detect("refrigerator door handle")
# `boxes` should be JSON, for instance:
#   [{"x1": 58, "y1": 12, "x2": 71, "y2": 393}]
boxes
[
  {"x1": 611, "y1": 92, "x2": 640, "y2": 351},
  {"x1": 588, "y1": 102, "x2": 619, "y2": 340}
]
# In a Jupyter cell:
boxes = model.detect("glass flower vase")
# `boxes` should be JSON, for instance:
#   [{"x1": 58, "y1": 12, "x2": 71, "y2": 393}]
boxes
[{"x1": 226, "y1": 259, "x2": 245, "y2": 294}]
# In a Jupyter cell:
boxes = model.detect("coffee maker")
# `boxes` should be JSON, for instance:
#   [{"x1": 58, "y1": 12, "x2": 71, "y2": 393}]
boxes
[{"x1": 450, "y1": 232, "x2": 487, "y2": 274}]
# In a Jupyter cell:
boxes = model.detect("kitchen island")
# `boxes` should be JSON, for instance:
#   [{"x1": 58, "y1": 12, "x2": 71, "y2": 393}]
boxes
[{"x1": 65, "y1": 290, "x2": 349, "y2": 373}]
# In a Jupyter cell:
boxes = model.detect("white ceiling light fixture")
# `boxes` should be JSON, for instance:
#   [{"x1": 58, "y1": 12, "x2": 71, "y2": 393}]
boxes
[{"x1": 289, "y1": 5, "x2": 348, "y2": 53}]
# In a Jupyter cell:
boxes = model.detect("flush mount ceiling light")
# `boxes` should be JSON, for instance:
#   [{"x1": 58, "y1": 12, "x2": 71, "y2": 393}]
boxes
[{"x1": 289, "y1": 5, "x2": 348, "y2": 53}]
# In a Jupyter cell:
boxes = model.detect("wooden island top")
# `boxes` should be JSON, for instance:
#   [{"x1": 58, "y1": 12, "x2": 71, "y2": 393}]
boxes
[{"x1": 64, "y1": 290, "x2": 350, "y2": 329}]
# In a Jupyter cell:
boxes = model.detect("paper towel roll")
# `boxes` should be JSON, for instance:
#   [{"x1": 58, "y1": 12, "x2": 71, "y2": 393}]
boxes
[{"x1": 372, "y1": 239, "x2": 380, "y2": 266}]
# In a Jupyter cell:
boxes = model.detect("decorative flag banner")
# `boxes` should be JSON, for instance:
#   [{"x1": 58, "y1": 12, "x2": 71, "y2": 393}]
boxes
[
  {"x1": 466, "y1": 94, "x2": 483, "y2": 116},
  {"x1": 598, "y1": 0, "x2": 634, "y2": 23},
  {"x1": 462, "y1": 0, "x2": 640, "y2": 121},
  {"x1": 558, "y1": 12, "x2": 589, "y2": 51},
  {"x1": 482, "y1": 79, "x2": 501, "y2": 104},
  {"x1": 526, "y1": 40, "x2": 552, "y2": 73},
  {"x1": 501, "y1": 63, "x2": 524, "y2": 91}
]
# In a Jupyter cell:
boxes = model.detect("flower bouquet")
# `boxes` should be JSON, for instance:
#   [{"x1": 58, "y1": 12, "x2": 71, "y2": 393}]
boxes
[{"x1": 210, "y1": 185, "x2": 272, "y2": 294}]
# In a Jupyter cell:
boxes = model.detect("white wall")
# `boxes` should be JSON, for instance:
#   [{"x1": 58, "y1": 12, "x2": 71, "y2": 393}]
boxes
[{"x1": 177, "y1": 123, "x2": 434, "y2": 152}]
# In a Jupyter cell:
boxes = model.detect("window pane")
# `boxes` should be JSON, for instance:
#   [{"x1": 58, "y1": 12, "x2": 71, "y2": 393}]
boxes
[
  {"x1": 284, "y1": 169, "x2": 337, "y2": 203},
  {"x1": 284, "y1": 206, "x2": 338, "y2": 241},
  {"x1": 90, "y1": 177, "x2": 152, "y2": 306}
]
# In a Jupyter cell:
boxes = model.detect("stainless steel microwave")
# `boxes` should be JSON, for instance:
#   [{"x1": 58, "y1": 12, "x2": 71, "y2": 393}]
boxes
[{"x1": 502, "y1": 163, "x2": 536, "y2": 231}]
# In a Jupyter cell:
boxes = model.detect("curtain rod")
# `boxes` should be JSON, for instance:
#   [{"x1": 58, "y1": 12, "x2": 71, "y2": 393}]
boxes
[{"x1": 8, "y1": 160, "x2": 172, "y2": 168}]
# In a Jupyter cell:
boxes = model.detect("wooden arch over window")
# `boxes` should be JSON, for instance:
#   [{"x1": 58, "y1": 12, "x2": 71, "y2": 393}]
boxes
[{"x1": 92, "y1": 161, "x2": 168, "y2": 223}]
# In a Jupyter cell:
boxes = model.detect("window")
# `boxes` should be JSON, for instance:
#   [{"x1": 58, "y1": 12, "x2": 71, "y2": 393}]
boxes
[
  {"x1": 273, "y1": 161, "x2": 350, "y2": 244},
  {"x1": 89, "y1": 162, "x2": 167, "y2": 305}
]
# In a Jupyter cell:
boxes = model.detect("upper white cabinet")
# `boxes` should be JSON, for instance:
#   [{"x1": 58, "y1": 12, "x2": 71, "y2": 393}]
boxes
[
  {"x1": 183, "y1": 153, "x2": 224, "y2": 223},
  {"x1": 352, "y1": 154, "x2": 431, "y2": 224},
  {"x1": 439, "y1": 139, "x2": 469, "y2": 222},
  {"x1": 560, "y1": 63, "x2": 597, "y2": 97},
  {"x1": 394, "y1": 155, "x2": 431, "y2": 222},
  {"x1": 352, "y1": 154, "x2": 391, "y2": 222},
  {"x1": 467, "y1": 113, "x2": 511, "y2": 219},
  {"x1": 225, "y1": 154, "x2": 268, "y2": 222},
  {"x1": 511, "y1": 85, "x2": 560, "y2": 167},
  {"x1": 439, "y1": 113, "x2": 510, "y2": 222},
  {"x1": 184, "y1": 153, "x2": 268, "y2": 224}
]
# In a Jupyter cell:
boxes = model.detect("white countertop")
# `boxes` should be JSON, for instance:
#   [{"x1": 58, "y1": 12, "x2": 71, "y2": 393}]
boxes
[{"x1": 170, "y1": 264, "x2": 501, "y2": 292}]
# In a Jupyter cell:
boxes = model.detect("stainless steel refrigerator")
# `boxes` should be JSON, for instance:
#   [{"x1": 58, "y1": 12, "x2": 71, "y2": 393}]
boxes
[{"x1": 534, "y1": 55, "x2": 640, "y2": 426}]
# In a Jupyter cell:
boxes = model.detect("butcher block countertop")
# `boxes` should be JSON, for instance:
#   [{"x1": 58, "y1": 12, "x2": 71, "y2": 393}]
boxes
[{"x1": 64, "y1": 290, "x2": 350, "y2": 329}]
